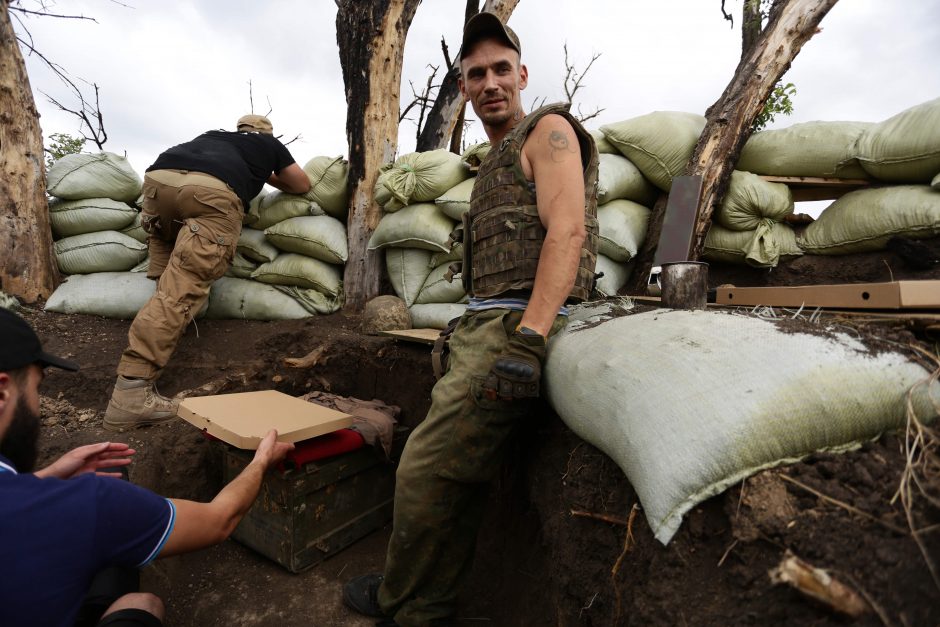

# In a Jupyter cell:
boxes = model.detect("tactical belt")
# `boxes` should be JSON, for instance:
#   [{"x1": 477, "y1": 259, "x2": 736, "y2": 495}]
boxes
[{"x1": 145, "y1": 169, "x2": 233, "y2": 192}]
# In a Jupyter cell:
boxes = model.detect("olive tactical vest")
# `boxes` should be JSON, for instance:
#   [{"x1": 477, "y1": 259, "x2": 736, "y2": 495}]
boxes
[{"x1": 462, "y1": 103, "x2": 599, "y2": 302}]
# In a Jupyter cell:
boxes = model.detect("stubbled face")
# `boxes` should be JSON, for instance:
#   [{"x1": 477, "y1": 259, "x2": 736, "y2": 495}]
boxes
[{"x1": 459, "y1": 38, "x2": 528, "y2": 137}]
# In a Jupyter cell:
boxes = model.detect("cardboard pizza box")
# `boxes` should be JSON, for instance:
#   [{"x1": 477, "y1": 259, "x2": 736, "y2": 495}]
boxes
[{"x1": 178, "y1": 390, "x2": 353, "y2": 450}]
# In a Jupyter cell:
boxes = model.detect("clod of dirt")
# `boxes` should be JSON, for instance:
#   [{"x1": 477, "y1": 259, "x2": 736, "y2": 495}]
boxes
[
  {"x1": 360, "y1": 295, "x2": 411, "y2": 335},
  {"x1": 728, "y1": 472, "x2": 799, "y2": 542}
]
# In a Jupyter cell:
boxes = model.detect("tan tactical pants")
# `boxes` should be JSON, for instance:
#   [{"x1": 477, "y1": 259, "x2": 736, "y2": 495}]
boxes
[
  {"x1": 377, "y1": 308, "x2": 566, "y2": 626},
  {"x1": 116, "y1": 170, "x2": 240, "y2": 379}
]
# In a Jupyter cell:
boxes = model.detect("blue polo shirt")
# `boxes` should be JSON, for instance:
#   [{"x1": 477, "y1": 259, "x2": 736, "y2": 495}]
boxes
[{"x1": 0, "y1": 454, "x2": 175, "y2": 627}]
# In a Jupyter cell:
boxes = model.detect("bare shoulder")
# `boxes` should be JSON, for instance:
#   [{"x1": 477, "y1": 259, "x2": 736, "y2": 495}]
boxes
[{"x1": 523, "y1": 114, "x2": 579, "y2": 164}]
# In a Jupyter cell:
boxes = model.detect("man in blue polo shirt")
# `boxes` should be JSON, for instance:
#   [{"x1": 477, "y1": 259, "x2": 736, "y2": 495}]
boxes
[{"x1": 0, "y1": 307, "x2": 294, "y2": 626}]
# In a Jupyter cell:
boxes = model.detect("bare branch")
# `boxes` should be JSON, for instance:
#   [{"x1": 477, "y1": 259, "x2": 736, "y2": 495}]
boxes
[
  {"x1": 8, "y1": 5, "x2": 99, "y2": 23},
  {"x1": 720, "y1": 0, "x2": 734, "y2": 27},
  {"x1": 247, "y1": 79, "x2": 255, "y2": 113}
]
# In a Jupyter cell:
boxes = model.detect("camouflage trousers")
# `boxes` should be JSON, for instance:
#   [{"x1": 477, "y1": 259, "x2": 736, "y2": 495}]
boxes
[
  {"x1": 117, "y1": 171, "x2": 240, "y2": 379},
  {"x1": 378, "y1": 307, "x2": 566, "y2": 626}
]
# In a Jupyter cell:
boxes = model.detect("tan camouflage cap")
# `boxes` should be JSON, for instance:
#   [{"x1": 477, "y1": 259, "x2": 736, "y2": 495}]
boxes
[
  {"x1": 459, "y1": 12, "x2": 521, "y2": 60},
  {"x1": 236, "y1": 114, "x2": 274, "y2": 135}
]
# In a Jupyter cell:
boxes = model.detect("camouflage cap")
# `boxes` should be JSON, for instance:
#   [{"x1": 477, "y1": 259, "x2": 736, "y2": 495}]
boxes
[
  {"x1": 236, "y1": 114, "x2": 274, "y2": 135},
  {"x1": 459, "y1": 12, "x2": 521, "y2": 61}
]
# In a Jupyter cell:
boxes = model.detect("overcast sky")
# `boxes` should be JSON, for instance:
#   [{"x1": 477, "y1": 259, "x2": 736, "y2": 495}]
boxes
[{"x1": 15, "y1": 0, "x2": 940, "y2": 184}]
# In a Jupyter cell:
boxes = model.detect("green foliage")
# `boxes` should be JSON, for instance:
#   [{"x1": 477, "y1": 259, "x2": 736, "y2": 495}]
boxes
[
  {"x1": 752, "y1": 82, "x2": 796, "y2": 132},
  {"x1": 44, "y1": 133, "x2": 85, "y2": 170}
]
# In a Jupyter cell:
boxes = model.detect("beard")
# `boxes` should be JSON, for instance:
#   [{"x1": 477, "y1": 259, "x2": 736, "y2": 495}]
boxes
[{"x1": 0, "y1": 397, "x2": 41, "y2": 473}]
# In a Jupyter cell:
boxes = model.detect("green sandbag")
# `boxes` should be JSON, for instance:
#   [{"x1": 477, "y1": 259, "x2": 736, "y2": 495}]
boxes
[
  {"x1": 600, "y1": 112, "x2": 706, "y2": 191},
  {"x1": 799, "y1": 185, "x2": 940, "y2": 255},
  {"x1": 273, "y1": 284, "x2": 344, "y2": 315},
  {"x1": 243, "y1": 189, "x2": 267, "y2": 227},
  {"x1": 597, "y1": 199, "x2": 650, "y2": 263},
  {"x1": 264, "y1": 215, "x2": 348, "y2": 264},
  {"x1": 590, "y1": 129, "x2": 619, "y2": 155},
  {"x1": 597, "y1": 153, "x2": 657, "y2": 206},
  {"x1": 48, "y1": 197, "x2": 138, "y2": 238},
  {"x1": 302, "y1": 156, "x2": 349, "y2": 219},
  {"x1": 429, "y1": 243, "x2": 462, "y2": 268},
  {"x1": 120, "y1": 212, "x2": 148, "y2": 243},
  {"x1": 47, "y1": 152, "x2": 142, "y2": 202},
  {"x1": 255, "y1": 191, "x2": 324, "y2": 230},
  {"x1": 594, "y1": 255, "x2": 632, "y2": 297},
  {"x1": 45, "y1": 272, "x2": 154, "y2": 318},
  {"x1": 54, "y1": 231, "x2": 147, "y2": 275},
  {"x1": 857, "y1": 98, "x2": 940, "y2": 183},
  {"x1": 205, "y1": 277, "x2": 312, "y2": 320},
  {"x1": 251, "y1": 253, "x2": 343, "y2": 296},
  {"x1": 715, "y1": 170, "x2": 794, "y2": 231},
  {"x1": 409, "y1": 303, "x2": 467, "y2": 329},
  {"x1": 737, "y1": 121, "x2": 872, "y2": 179},
  {"x1": 385, "y1": 248, "x2": 434, "y2": 307},
  {"x1": 461, "y1": 142, "x2": 491, "y2": 168},
  {"x1": 368, "y1": 203, "x2": 456, "y2": 252},
  {"x1": 237, "y1": 227, "x2": 280, "y2": 263},
  {"x1": 704, "y1": 222, "x2": 802, "y2": 268},
  {"x1": 435, "y1": 178, "x2": 475, "y2": 220},
  {"x1": 129, "y1": 256, "x2": 149, "y2": 273},
  {"x1": 224, "y1": 252, "x2": 259, "y2": 279},
  {"x1": 380, "y1": 150, "x2": 471, "y2": 208},
  {"x1": 933, "y1": 172, "x2": 940, "y2": 190},
  {"x1": 415, "y1": 262, "x2": 466, "y2": 305}
]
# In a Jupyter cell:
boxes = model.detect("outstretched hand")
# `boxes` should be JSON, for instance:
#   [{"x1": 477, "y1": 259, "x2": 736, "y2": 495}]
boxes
[
  {"x1": 34, "y1": 442, "x2": 135, "y2": 480},
  {"x1": 251, "y1": 430, "x2": 295, "y2": 471}
]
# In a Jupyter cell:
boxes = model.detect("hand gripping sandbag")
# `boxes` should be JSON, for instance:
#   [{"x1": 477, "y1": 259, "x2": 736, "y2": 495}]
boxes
[{"x1": 544, "y1": 304, "x2": 939, "y2": 544}]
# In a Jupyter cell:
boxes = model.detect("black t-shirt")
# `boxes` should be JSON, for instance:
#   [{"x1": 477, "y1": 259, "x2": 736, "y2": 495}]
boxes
[{"x1": 147, "y1": 130, "x2": 297, "y2": 209}]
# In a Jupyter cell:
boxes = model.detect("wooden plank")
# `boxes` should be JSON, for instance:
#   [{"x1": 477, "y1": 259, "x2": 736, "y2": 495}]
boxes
[
  {"x1": 715, "y1": 281, "x2": 940, "y2": 310},
  {"x1": 758, "y1": 176, "x2": 872, "y2": 202},
  {"x1": 653, "y1": 175, "x2": 703, "y2": 265},
  {"x1": 380, "y1": 328, "x2": 441, "y2": 345}
]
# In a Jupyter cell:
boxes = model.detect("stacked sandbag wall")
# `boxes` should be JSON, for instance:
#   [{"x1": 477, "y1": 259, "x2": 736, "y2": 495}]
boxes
[{"x1": 45, "y1": 152, "x2": 349, "y2": 320}]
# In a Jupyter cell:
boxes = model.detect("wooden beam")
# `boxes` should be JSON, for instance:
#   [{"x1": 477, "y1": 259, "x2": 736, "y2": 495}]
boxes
[
  {"x1": 759, "y1": 175, "x2": 873, "y2": 202},
  {"x1": 715, "y1": 281, "x2": 940, "y2": 310}
]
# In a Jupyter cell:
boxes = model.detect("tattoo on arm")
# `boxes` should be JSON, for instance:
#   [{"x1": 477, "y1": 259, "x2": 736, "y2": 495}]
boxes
[{"x1": 548, "y1": 130, "x2": 574, "y2": 162}]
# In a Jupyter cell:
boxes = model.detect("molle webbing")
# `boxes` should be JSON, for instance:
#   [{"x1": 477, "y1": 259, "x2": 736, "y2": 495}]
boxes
[{"x1": 464, "y1": 103, "x2": 599, "y2": 302}]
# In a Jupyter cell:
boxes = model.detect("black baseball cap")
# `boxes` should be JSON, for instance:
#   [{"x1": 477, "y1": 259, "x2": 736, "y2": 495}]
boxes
[
  {"x1": 459, "y1": 12, "x2": 521, "y2": 61},
  {"x1": 0, "y1": 307, "x2": 79, "y2": 372}
]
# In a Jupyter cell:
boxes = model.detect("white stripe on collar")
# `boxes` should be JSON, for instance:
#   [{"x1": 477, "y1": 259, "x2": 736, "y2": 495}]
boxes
[{"x1": 0, "y1": 460, "x2": 18, "y2": 474}]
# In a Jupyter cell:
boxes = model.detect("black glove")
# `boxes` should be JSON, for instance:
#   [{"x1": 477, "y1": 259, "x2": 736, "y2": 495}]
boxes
[{"x1": 483, "y1": 327, "x2": 547, "y2": 401}]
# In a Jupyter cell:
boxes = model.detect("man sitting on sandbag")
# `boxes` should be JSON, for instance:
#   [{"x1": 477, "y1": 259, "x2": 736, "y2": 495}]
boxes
[{"x1": 105, "y1": 115, "x2": 310, "y2": 429}]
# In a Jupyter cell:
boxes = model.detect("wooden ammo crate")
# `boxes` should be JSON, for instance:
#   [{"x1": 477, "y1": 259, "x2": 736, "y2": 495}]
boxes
[{"x1": 221, "y1": 432, "x2": 403, "y2": 573}]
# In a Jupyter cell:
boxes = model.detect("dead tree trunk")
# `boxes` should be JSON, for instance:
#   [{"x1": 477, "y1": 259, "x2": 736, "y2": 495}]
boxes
[
  {"x1": 415, "y1": 0, "x2": 520, "y2": 152},
  {"x1": 688, "y1": 0, "x2": 838, "y2": 259},
  {"x1": 0, "y1": 0, "x2": 58, "y2": 302},
  {"x1": 337, "y1": 0, "x2": 420, "y2": 310}
]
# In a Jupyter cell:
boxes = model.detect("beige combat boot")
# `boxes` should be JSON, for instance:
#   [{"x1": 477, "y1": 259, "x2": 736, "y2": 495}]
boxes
[{"x1": 103, "y1": 376, "x2": 179, "y2": 430}]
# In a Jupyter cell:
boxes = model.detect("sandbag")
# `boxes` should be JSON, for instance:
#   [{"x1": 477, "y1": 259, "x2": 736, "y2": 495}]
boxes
[
  {"x1": 237, "y1": 227, "x2": 280, "y2": 263},
  {"x1": 273, "y1": 284, "x2": 344, "y2": 315},
  {"x1": 255, "y1": 191, "x2": 324, "y2": 230},
  {"x1": 737, "y1": 121, "x2": 871, "y2": 179},
  {"x1": 590, "y1": 129, "x2": 618, "y2": 155},
  {"x1": 597, "y1": 153, "x2": 657, "y2": 206},
  {"x1": 243, "y1": 189, "x2": 267, "y2": 227},
  {"x1": 120, "y1": 212, "x2": 148, "y2": 243},
  {"x1": 715, "y1": 170, "x2": 794, "y2": 231},
  {"x1": 368, "y1": 203, "x2": 455, "y2": 252},
  {"x1": 594, "y1": 255, "x2": 632, "y2": 297},
  {"x1": 799, "y1": 185, "x2": 940, "y2": 255},
  {"x1": 435, "y1": 178, "x2": 476, "y2": 220},
  {"x1": 386, "y1": 248, "x2": 434, "y2": 307},
  {"x1": 224, "y1": 252, "x2": 258, "y2": 279},
  {"x1": 545, "y1": 304, "x2": 939, "y2": 544},
  {"x1": 205, "y1": 277, "x2": 312, "y2": 320},
  {"x1": 409, "y1": 303, "x2": 467, "y2": 329},
  {"x1": 47, "y1": 152, "x2": 142, "y2": 202},
  {"x1": 264, "y1": 215, "x2": 348, "y2": 264},
  {"x1": 302, "y1": 156, "x2": 349, "y2": 218},
  {"x1": 597, "y1": 199, "x2": 650, "y2": 263},
  {"x1": 251, "y1": 253, "x2": 343, "y2": 296},
  {"x1": 379, "y1": 150, "x2": 471, "y2": 209},
  {"x1": 461, "y1": 142, "x2": 491, "y2": 168},
  {"x1": 856, "y1": 97, "x2": 940, "y2": 183},
  {"x1": 44, "y1": 272, "x2": 155, "y2": 318},
  {"x1": 933, "y1": 172, "x2": 940, "y2": 190},
  {"x1": 55, "y1": 231, "x2": 147, "y2": 275},
  {"x1": 415, "y1": 262, "x2": 465, "y2": 305},
  {"x1": 129, "y1": 256, "x2": 149, "y2": 273},
  {"x1": 704, "y1": 222, "x2": 802, "y2": 268},
  {"x1": 600, "y1": 112, "x2": 706, "y2": 191},
  {"x1": 48, "y1": 197, "x2": 138, "y2": 238}
]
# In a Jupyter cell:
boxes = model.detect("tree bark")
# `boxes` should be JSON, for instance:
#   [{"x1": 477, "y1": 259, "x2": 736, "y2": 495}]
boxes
[
  {"x1": 0, "y1": 0, "x2": 58, "y2": 302},
  {"x1": 337, "y1": 0, "x2": 420, "y2": 310},
  {"x1": 741, "y1": 0, "x2": 763, "y2": 56},
  {"x1": 414, "y1": 0, "x2": 520, "y2": 152},
  {"x1": 688, "y1": 0, "x2": 838, "y2": 260}
]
